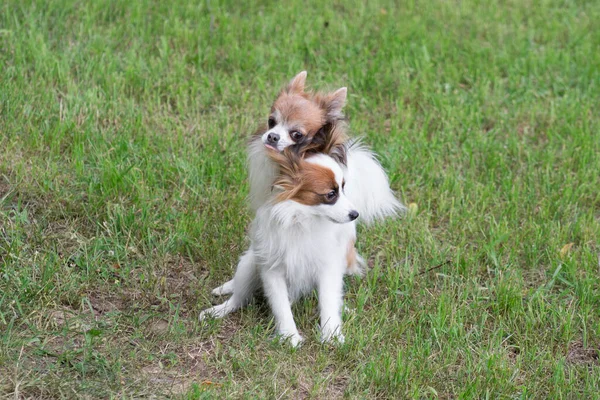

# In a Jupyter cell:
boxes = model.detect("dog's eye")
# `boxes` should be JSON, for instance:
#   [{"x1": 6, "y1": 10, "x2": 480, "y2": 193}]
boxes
[
  {"x1": 342, "y1": 180, "x2": 346, "y2": 190},
  {"x1": 268, "y1": 117, "x2": 276, "y2": 129},
  {"x1": 290, "y1": 131, "x2": 303, "y2": 141},
  {"x1": 325, "y1": 190, "x2": 337, "y2": 202}
]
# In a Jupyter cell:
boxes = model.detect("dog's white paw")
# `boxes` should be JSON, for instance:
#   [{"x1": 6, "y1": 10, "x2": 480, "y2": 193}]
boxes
[
  {"x1": 321, "y1": 329, "x2": 345, "y2": 345},
  {"x1": 198, "y1": 304, "x2": 229, "y2": 321},
  {"x1": 272, "y1": 332, "x2": 304, "y2": 348},
  {"x1": 211, "y1": 280, "x2": 234, "y2": 296},
  {"x1": 211, "y1": 287, "x2": 229, "y2": 296},
  {"x1": 288, "y1": 333, "x2": 305, "y2": 348}
]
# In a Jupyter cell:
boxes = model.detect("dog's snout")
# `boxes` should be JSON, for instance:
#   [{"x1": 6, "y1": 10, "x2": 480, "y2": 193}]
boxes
[
  {"x1": 348, "y1": 210, "x2": 359, "y2": 221},
  {"x1": 267, "y1": 132, "x2": 280, "y2": 143}
]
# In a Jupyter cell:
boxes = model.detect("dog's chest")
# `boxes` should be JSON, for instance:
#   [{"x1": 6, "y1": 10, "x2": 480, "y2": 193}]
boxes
[{"x1": 277, "y1": 226, "x2": 348, "y2": 299}]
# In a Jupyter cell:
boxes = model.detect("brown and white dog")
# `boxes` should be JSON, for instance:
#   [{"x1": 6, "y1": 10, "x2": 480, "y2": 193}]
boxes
[
  {"x1": 200, "y1": 148, "x2": 358, "y2": 346},
  {"x1": 199, "y1": 72, "x2": 404, "y2": 346}
]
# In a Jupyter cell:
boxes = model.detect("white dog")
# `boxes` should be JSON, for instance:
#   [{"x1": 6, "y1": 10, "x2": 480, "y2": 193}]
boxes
[{"x1": 200, "y1": 150, "x2": 359, "y2": 346}]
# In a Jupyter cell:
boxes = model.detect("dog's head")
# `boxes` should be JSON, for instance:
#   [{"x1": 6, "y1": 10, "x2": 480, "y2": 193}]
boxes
[
  {"x1": 268, "y1": 148, "x2": 358, "y2": 224},
  {"x1": 256, "y1": 71, "x2": 349, "y2": 165}
]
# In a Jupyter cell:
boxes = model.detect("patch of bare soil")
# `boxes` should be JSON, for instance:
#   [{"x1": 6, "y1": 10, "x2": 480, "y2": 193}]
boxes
[
  {"x1": 163, "y1": 254, "x2": 207, "y2": 298},
  {"x1": 323, "y1": 371, "x2": 350, "y2": 400},
  {"x1": 139, "y1": 312, "x2": 246, "y2": 396},
  {"x1": 141, "y1": 340, "x2": 226, "y2": 396},
  {"x1": 292, "y1": 364, "x2": 350, "y2": 400},
  {"x1": 87, "y1": 291, "x2": 128, "y2": 316},
  {"x1": 148, "y1": 253, "x2": 209, "y2": 314},
  {"x1": 566, "y1": 341, "x2": 599, "y2": 365},
  {"x1": 84, "y1": 253, "x2": 204, "y2": 316}
]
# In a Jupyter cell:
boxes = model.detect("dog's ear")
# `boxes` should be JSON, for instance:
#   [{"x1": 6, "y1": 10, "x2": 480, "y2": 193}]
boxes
[
  {"x1": 322, "y1": 87, "x2": 347, "y2": 122},
  {"x1": 286, "y1": 71, "x2": 307, "y2": 94},
  {"x1": 297, "y1": 89, "x2": 349, "y2": 164},
  {"x1": 328, "y1": 142, "x2": 347, "y2": 166}
]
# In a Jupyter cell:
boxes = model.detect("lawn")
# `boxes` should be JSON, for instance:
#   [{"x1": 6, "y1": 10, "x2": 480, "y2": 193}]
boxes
[{"x1": 1, "y1": 0, "x2": 600, "y2": 398}]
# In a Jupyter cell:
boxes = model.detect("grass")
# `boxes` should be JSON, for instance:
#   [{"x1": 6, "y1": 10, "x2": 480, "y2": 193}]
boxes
[{"x1": 1, "y1": 0, "x2": 600, "y2": 397}]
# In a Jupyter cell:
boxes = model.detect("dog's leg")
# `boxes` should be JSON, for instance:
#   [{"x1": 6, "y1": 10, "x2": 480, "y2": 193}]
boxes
[
  {"x1": 318, "y1": 260, "x2": 345, "y2": 344},
  {"x1": 345, "y1": 239, "x2": 365, "y2": 276},
  {"x1": 346, "y1": 248, "x2": 367, "y2": 276},
  {"x1": 211, "y1": 279, "x2": 234, "y2": 296},
  {"x1": 199, "y1": 250, "x2": 258, "y2": 320},
  {"x1": 260, "y1": 269, "x2": 303, "y2": 347}
]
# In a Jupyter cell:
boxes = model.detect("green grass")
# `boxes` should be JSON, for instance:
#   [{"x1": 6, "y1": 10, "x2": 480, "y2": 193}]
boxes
[{"x1": 1, "y1": 0, "x2": 600, "y2": 397}]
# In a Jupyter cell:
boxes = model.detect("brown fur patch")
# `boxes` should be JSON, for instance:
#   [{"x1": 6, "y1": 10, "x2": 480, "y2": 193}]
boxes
[
  {"x1": 269, "y1": 148, "x2": 339, "y2": 206},
  {"x1": 290, "y1": 162, "x2": 337, "y2": 206},
  {"x1": 272, "y1": 93, "x2": 326, "y2": 137}
]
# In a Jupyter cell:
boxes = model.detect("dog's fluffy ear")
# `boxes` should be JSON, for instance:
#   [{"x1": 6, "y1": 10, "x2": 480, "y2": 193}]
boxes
[
  {"x1": 286, "y1": 71, "x2": 307, "y2": 94},
  {"x1": 327, "y1": 87, "x2": 347, "y2": 120},
  {"x1": 318, "y1": 87, "x2": 347, "y2": 122},
  {"x1": 297, "y1": 85, "x2": 349, "y2": 165}
]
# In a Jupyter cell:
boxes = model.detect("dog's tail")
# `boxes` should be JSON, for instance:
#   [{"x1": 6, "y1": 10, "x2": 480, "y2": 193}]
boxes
[{"x1": 344, "y1": 140, "x2": 406, "y2": 225}]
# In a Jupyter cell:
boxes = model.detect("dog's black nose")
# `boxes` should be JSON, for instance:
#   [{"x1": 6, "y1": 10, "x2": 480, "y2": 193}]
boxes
[
  {"x1": 267, "y1": 132, "x2": 280, "y2": 143},
  {"x1": 348, "y1": 210, "x2": 359, "y2": 221}
]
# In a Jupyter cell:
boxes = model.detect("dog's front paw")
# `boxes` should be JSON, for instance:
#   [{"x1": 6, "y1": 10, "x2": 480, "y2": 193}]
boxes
[
  {"x1": 289, "y1": 333, "x2": 305, "y2": 348},
  {"x1": 199, "y1": 304, "x2": 228, "y2": 321},
  {"x1": 321, "y1": 328, "x2": 345, "y2": 345},
  {"x1": 272, "y1": 332, "x2": 304, "y2": 348},
  {"x1": 211, "y1": 280, "x2": 234, "y2": 296}
]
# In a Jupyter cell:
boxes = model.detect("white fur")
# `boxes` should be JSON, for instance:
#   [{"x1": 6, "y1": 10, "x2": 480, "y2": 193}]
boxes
[
  {"x1": 344, "y1": 140, "x2": 406, "y2": 224},
  {"x1": 201, "y1": 155, "x2": 356, "y2": 346}
]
